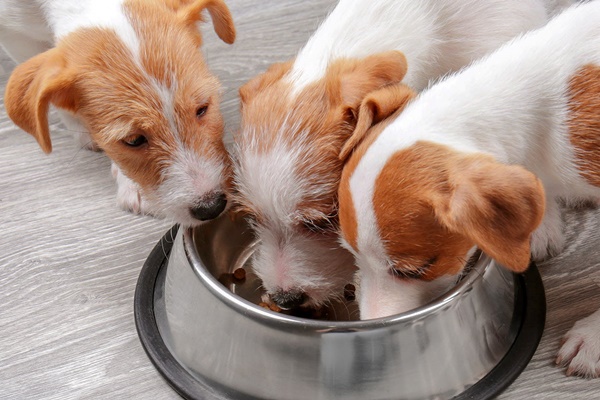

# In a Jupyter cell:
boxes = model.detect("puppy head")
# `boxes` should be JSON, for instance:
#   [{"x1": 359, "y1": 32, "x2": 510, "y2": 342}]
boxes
[
  {"x1": 232, "y1": 51, "x2": 414, "y2": 309},
  {"x1": 4, "y1": 0, "x2": 236, "y2": 226},
  {"x1": 339, "y1": 141, "x2": 546, "y2": 319}
]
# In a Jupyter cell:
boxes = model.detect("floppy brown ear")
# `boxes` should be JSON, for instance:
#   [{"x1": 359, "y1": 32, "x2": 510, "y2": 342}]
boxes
[
  {"x1": 335, "y1": 50, "x2": 408, "y2": 110},
  {"x1": 178, "y1": 0, "x2": 236, "y2": 44},
  {"x1": 239, "y1": 61, "x2": 293, "y2": 105},
  {"x1": 4, "y1": 49, "x2": 77, "y2": 154},
  {"x1": 339, "y1": 83, "x2": 416, "y2": 162},
  {"x1": 435, "y1": 155, "x2": 546, "y2": 272}
]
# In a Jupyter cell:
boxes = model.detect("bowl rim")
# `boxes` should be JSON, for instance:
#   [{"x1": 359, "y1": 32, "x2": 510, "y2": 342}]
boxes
[{"x1": 184, "y1": 227, "x2": 495, "y2": 330}]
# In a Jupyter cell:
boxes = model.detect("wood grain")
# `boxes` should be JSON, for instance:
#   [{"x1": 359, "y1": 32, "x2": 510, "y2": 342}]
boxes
[{"x1": 0, "y1": 1, "x2": 598, "y2": 399}]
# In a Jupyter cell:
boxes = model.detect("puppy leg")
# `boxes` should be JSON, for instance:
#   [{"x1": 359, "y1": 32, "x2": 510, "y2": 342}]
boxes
[
  {"x1": 111, "y1": 163, "x2": 148, "y2": 215},
  {"x1": 530, "y1": 198, "x2": 565, "y2": 262},
  {"x1": 556, "y1": 308, "x2": 600, "y2": 378}
]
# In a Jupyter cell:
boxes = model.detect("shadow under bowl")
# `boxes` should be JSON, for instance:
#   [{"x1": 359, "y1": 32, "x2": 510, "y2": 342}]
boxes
[{"x1": 135, "y1": 215, "x2": 546, "y2": 400}]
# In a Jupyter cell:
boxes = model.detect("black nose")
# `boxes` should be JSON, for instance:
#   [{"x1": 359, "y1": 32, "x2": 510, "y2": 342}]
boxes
[
  {"x1": 190, "y1": 192, "x2": 227, "y2": 221},
  {"x1": 271, "y1": 289, "x2": 308, "y2": 310}
]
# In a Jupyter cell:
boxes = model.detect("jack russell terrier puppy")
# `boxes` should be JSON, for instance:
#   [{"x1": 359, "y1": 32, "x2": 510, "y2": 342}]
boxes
[
  {"x1": 1, "y1": 0, "x2": 235, "y2": 226},
  {"x1": 232, "y1": 0, "x2": 571, "y2": 310},
  {"x1": 338, "y1": 1, "x2": 600, "y2": 378}
]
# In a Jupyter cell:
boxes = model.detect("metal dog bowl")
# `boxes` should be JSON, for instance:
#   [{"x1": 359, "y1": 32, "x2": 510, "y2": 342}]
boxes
[{"x1": 135, "y1": 216, "x2": 546, "y2": 400}]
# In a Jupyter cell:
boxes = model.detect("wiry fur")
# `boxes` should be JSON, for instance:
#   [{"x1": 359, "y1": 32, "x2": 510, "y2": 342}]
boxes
[
  {"x1": 339, "y1": 2, "x2": 600, "y2": 378},
  {"x1": 1, "y1": 0, "x2": 236, "y2": 226},
  {"x1": 233, "y1": 0, "x2": 570, "y2": 309}
]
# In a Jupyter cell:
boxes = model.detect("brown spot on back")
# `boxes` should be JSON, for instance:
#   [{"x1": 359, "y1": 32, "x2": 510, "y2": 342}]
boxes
[{"x1": 568, "y1": 64, "x2": 600, "y2": 187}]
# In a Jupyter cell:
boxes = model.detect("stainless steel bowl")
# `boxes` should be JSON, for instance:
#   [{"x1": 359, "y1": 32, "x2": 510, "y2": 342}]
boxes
[{"x1": 135, "y1": 215, "x2": 546, "y2": 400}]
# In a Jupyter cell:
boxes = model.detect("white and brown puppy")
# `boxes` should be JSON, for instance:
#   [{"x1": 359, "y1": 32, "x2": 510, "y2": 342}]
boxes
[
  {"x1": 1, "y1": 0, "x2": 235, "y2": 225},
  {"x1": 232, "y1": 0, "x2": 570, "y2": 310},
  {"x1": 339, "y1": 1, "x2": 600, "y2": 378}
]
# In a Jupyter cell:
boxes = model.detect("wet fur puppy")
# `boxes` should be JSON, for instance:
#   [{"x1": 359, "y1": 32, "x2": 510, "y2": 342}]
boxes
[
  {"x1": 1, "y1": 0, "x2": 236, "y2": 226},
  {"x1": 338, "y1": 2, "x2": 600, "y2": 378},
  {"x1": 232, "y1": 0, "x2": 570, "y2": 310}
]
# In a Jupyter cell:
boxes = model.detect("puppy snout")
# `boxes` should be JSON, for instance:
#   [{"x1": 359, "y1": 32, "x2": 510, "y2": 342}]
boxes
[
  {"x1": 271, "y1": 289, "x2": 308, "y2": 310},
  {"x1": 190, "y1": 191, "x2": 227, "y2": 221}
]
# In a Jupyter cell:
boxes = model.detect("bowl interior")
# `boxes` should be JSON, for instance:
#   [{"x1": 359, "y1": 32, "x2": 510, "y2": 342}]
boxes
[
  {"x1": 193, "y1": 215, "x2": 359, "y2": 321},
  {"x1": 191, "y1": 214, "x2": 477, "y2": 322}
]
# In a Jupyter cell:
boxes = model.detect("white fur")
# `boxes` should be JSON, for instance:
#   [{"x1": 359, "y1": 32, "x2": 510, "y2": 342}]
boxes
[
  {"x1": 148, "y1": 145, "x2": 226, "y2": 227},
  {"x1": 234, "y1": 122, "x2": 357, "y2": 304},
  {"x1": 235, "y1": 0, "x2": 571, "y2": 308},
  {"x1": 347, "y1": 1, "x2": 600, "y2": 376},
  {"x1": 234, "y1": 120, "x2": 309, "y2": 227},
  {"x1": 111, "y1": 162, "x2": 146, "y2": 214},
  {"x1": 151, "y1": 78, "x2": 179, "y2": 138},
  {"x1": 288, "y1": 0, "x2": 566, "y2": 93},
  {"x1": 0, "y1": 0, "x2": 140, "y2": 59}
]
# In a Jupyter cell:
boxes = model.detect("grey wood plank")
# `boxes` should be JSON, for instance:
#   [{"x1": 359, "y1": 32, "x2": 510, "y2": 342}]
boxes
[{"x1": 0, "y1": 1, "x2": 598, "y2": 399}]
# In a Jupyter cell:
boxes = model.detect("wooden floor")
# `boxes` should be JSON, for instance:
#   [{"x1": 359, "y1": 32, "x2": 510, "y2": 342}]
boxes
[{"x1": 1, "y1": 1, "x2": 599, "y2": 398}]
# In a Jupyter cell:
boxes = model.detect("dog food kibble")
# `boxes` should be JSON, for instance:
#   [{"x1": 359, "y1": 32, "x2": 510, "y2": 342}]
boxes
[
  {"x1": 258, "y1": 302, "x2": 282, "y2": 313},
  {"x1": 233, "y1": 267, "x2": 246, "y2": 281},
  {"x1": 269, "y1": 303, "x2": 282, "y2": 313},
  {"x1": 344, "y1": 284, "x2": 356, "y2": 301}
]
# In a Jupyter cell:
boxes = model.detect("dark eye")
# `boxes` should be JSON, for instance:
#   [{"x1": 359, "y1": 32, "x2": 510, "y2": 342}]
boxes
[
  {"x1": 196, "y1": 105, "x2": 209, "y2": 119},
  {"x1": 122, "y1": 134, "x2": 147, "y2": 147}
]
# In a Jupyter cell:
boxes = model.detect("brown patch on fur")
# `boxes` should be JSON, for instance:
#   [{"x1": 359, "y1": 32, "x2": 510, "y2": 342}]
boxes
[
  {"x1": 568, "y1": 64, "x2": 600, "y2": 187},
  {"x1": 234, "y1": 51, "x2": 409, "y2": 227},
  {"x1": 364, "y1": 142, "x2": 545, "y2": 278},
  {"x1": 338, "y1": 164, "x2": 358, "y2": 250},
  {"x1": 4, "y1": 0, "x2": 234, "y2": 195}
]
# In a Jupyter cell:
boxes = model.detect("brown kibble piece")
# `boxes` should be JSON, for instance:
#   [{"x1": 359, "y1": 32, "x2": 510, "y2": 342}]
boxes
[
  {"x1": 258, "y1": 302, "x2": 270, "y2": 309},
  {"x1": 233, "y1": 268, "x2": 246, "y2": 281},
  {"x1": 344, "y1": 283, "x2": 356, "y2": 301},
  {"x1": 268, "y1": 303, "x2": 282, "y2": 313}
]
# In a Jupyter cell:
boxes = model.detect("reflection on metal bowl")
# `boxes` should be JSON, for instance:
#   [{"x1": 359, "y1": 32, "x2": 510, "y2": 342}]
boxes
[{"x1": 135, "y1": 215, "x2": 546, "y2": 400}]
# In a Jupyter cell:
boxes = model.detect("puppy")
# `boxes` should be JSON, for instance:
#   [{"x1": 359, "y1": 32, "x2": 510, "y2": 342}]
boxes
[
  {"x1": 1, "y1": 0, "x2": 236, "y2": 226},
  {"x1": 232, "y1": 0, "x2": 570, "y2": 310},
  {"x1": 338, "y1": 1, "x2": 600, "y2": 378}
]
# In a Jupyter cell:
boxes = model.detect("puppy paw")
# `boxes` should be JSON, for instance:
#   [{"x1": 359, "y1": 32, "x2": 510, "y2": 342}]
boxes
[
  {"x1": 112, "y1": 164, "x2": 148, "y2": 215},
  {"x1": 117, "y1": 182, "x2": 146, "y2": 214},
  {"x1": 530, "y1": 228, "x2": 565, "y2": 261},
  {"x1": 556, "y1": 310, "x2": 600, "y2": 378},
  {"x1": 530, "y1": 201, "x2": 565, "y2": 261}
]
